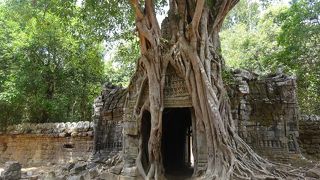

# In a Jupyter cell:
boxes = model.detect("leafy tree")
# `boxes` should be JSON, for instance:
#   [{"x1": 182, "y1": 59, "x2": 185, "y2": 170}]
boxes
[
  {"x1": 277, "y1": 0, "x2": 320, "y2": 114},
  {"x1": 222, "y1": 0, "x2": 260, "y2": 31},
  {"x1": 0, "y1": 3, "x2": 25, "y2": 128},
  {"x1": 0, "y1": 0, "x2": 104, "y2": 125},
  {"x1": 221, "y1": 0, "x2": 320, "y2": 114},
  {"x1": 79, "y1": 0, "x2": 168, "y2": 88},
  {"x1": 221, "y1": 3, "x2": 288, "y2": 72},
  {"x1": 78, "y1": 0, "x2": 316, "y2": 178},
  {"x1": 105, "y1": 38, "x2": 139, "y2": 87},
  {"x1": 80, "y1": 0, "x2": 136, "y2": 42}
]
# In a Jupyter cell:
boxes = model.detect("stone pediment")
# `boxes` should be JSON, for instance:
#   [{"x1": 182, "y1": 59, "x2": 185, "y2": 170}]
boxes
[
  {"x1": 122, "y1": 64, "x2": 192, "y2": 135},
  {"x1": 126, "y1": 64, "x2": 192, "y2": 110},
  {"x1": 163, "y1": 65, "x2": 192, "y2": 107}
]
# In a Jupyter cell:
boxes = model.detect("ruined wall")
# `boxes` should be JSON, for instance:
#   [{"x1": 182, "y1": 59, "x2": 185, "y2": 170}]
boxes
[
  {"x1": 0, "y1": 135, "x2": 92, "y2": 167},
  {"x1": 0, "y1": 122, "x2": 94, "y2": 167},
  {"x1": 228, "y1": 69, "x2": 300, "y2": 162},
  {"x1": 299, "y1": 115, "x2": 320, "y2": 159},
  {"x1": 94, "y1": 70, "x2": 301, "y2": 164},
  {"x1": 93, "y1": 84, "x2": 126, "y2": 160}
]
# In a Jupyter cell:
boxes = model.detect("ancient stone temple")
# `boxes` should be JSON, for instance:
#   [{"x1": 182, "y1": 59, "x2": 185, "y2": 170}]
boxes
[
  {"x1": 228, "y1": 70, "x2": 300, "y2": 161},
  {"x1": 93, "y1": 68, "x2": 300, "y2": 178}
]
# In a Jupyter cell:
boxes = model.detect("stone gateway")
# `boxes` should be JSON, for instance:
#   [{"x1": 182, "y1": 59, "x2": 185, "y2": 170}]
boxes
[{"x1": 93, "y1": 69, "x2": 300, "y2": 179}]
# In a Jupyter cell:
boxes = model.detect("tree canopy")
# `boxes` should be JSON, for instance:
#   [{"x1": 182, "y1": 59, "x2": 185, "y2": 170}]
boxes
[
  {"x1": 99, "y1": 0, "x2": 320, "y2": 115},
  {"x1": 0, "y1": 0, "x2": 318, "y2": 124},
  {"x1": 0, "y1": 0, "x2": 105, "y2": 126},
  {"x1": 277, "y1": 0, "x2": 320, "y2": 114},
  {"x1": 0, "y1": 0, "x2": 318, "y2": 178},
  {"x1": 221, "y1": 0, "x2": 320, "y2": 114}
]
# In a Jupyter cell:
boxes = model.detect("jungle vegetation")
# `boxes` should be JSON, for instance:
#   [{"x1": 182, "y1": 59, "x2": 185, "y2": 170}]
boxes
[
  {"x1": 0, "y1": 0, "x2": 318, "y2": 178},
  {"x1": 0, "y1": 0, "x2": 318, "y2": 125}
]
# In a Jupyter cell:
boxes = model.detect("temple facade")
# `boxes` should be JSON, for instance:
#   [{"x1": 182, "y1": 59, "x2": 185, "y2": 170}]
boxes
[{"x1": 93, "y1": 67, "x2": 300, "y2": 178}]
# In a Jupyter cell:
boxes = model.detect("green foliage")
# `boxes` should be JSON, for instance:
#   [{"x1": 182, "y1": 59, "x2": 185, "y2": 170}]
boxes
[
  {"x1": 1, "y1": 0, "x2": 318, "y2": 128},
  {"x1": 105, "y1": 39, "x2": 139, "y2": 87},
  {"x1": 222, "y1": 0, "x2": 260, "y2": 30},
  {"x1": 80, "y1": 0, "x2": 141, "y2": 87},
  {"x1": 0, "y1": 0, "x2": 104, "y2": 126},
  {"x1": 81, "y1": 0, "x2": 135, "y2": 43},
  {"x1": 276, "y1": 0, "x2": 320, "y2": 114},
  {"x1": 221, "y1": 5, "x2": 288, "y2": 73},
  {"x1": 221, "y1": 0, "x2": 320, "y2": 114}
]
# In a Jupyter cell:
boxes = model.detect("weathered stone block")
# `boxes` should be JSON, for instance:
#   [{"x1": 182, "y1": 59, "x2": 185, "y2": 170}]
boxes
[
  {"x1": 44, "y1": 171, "x2": 56, "y2": 180},
  {"x1": 64, "y1": 162, "x2": 76, "y2": 172},
  {"x1": 67, "y1": 175, "x2": 85, "y2": 180},
  {"x1": 1, "y1": 161, "x2": 21, "y2": 180},
  {"x1": 306, "y1": 168, "x2": 320, "y2": 178},
  {"x1": 88, "y1": 168, "x2": 99, "y2": 179},
  {"x1": 123, "y1": 121, "x2": 138, "y2": 135},
  {"x1": 100, "y1": 172, "x2": 120, "y2": 180},
  {"x1": 70, "y1": 164, "x2": 87, "y2": 175},
  {"x1": 109, "y1": 163, "x2": 124, "y2": 175},
  {"x1": 121, "y1": 166, "x2": 139, "y2": 177}
]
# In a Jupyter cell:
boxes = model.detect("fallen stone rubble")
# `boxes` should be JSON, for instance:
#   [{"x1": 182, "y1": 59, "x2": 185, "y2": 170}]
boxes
[
  {"x1": 0, "y1": 161, "x2": 21, "y2": 180},
  {"x1": 0, "y1": 153, "x2": 138, "y2": 180},
  {"x1": 1, "y1": 155, "x2": 320, "y2": 180}
]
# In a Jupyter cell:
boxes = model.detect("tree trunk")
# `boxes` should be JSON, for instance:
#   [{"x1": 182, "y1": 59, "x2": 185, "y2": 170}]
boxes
[{"x1": 129, "y1": 0, "x2": 301, "y2": 179}]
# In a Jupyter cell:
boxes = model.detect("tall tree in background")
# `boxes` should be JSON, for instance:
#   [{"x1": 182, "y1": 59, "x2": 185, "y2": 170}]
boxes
[
  {"x1": 128, "y1": 0, "x2": 300, "y2": 179},
  {"x1": 105, "y1": 38, "x2": 139, "y2": 87},
  {"x1": 220, "y1": 0, "x2": 320, "y2": 114},
  {"x1": 221, "y1": 4, "x2": 287, "y2": 71},
  {"x1": 0, "y1": 0, "x2": 104, "y2": 125},
  {"x1": 222, "y1": 0, "x2": 260, "y2": 30},
  {"x1": 277, "y1": 0, "x2": 320, "y2": 114}
]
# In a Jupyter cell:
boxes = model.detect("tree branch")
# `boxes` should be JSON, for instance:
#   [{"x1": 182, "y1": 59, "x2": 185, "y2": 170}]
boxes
[
  {"x1": 136, "y1": 21, "x2": 155, "y2": 47},
  {"x1": 130, "y1": 0, "x2": 144, "y2": 20},
  {"x1": 145, "y1": 0, "x2": 160, "y2": 35},
  {"x1": 192, "y1": 0, "x2": 205, "y2": 31}
]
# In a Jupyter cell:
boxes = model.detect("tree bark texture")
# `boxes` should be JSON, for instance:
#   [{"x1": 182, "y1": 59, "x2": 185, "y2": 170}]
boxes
[{"x1": 129, "y1": 0, "x2": 302, "y2": 179}]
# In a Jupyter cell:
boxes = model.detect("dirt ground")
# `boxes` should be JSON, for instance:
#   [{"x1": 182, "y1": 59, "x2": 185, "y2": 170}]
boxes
[{"x1": 0, "y1": 156, "x2": 319, "y2": 179}]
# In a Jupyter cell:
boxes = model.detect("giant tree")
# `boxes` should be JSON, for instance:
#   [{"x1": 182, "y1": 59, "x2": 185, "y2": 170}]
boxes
[{"x1": 125, "y1": 0, "x2": 302, "y2": 179}]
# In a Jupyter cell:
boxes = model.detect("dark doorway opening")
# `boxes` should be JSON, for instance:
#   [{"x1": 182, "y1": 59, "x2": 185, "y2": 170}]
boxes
[
  {"x1": 141, "y1": 111, "x2": 151, "y2": 172},
  {"x1": 162, "y1": 108, "x2": 193, "y2": 179}
]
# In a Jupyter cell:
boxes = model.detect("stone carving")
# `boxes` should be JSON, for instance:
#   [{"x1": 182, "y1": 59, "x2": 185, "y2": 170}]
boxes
[
  {"x1": 229, "y1": 69, "x2": 300, "y2": 161},
  {"x1": 93, "y1": 83, "x2": 126, "y2": 157},
  {"x1": 93, "y1": 69, "x2": 301, "y2": 177},
  {"x1": 163, "y1": 65, "x2": 192, "y2": 107}
]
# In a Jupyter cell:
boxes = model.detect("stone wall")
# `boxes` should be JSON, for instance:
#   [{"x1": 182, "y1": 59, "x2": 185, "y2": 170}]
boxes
[
  {"x1": 93, "y1": 70, "x2": 301, "y2": 163},
  {"x1": 1, "y1": 121, "x2": 94, "y2": 137},
  {"x1": 299, "y1": 114, "x2": 320, "y2": 159},
  {"x1": 0, "y1": 121, "x2": 94, "y2": 167},
  {"x1": 93, "y1": 84, "x2": 126, "y2": 159},
  {"x1": 228, "y1": 69, "x2": 300, "y2": 161}
]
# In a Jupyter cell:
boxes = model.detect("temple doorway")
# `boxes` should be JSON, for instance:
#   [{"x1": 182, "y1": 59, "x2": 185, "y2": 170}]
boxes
[
  {"x1": 162, "y1": 108, "x2": 194, "y2": 179},
  {"x1": 140, "y1": 111, "x2": 151, "y2": 172}
]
